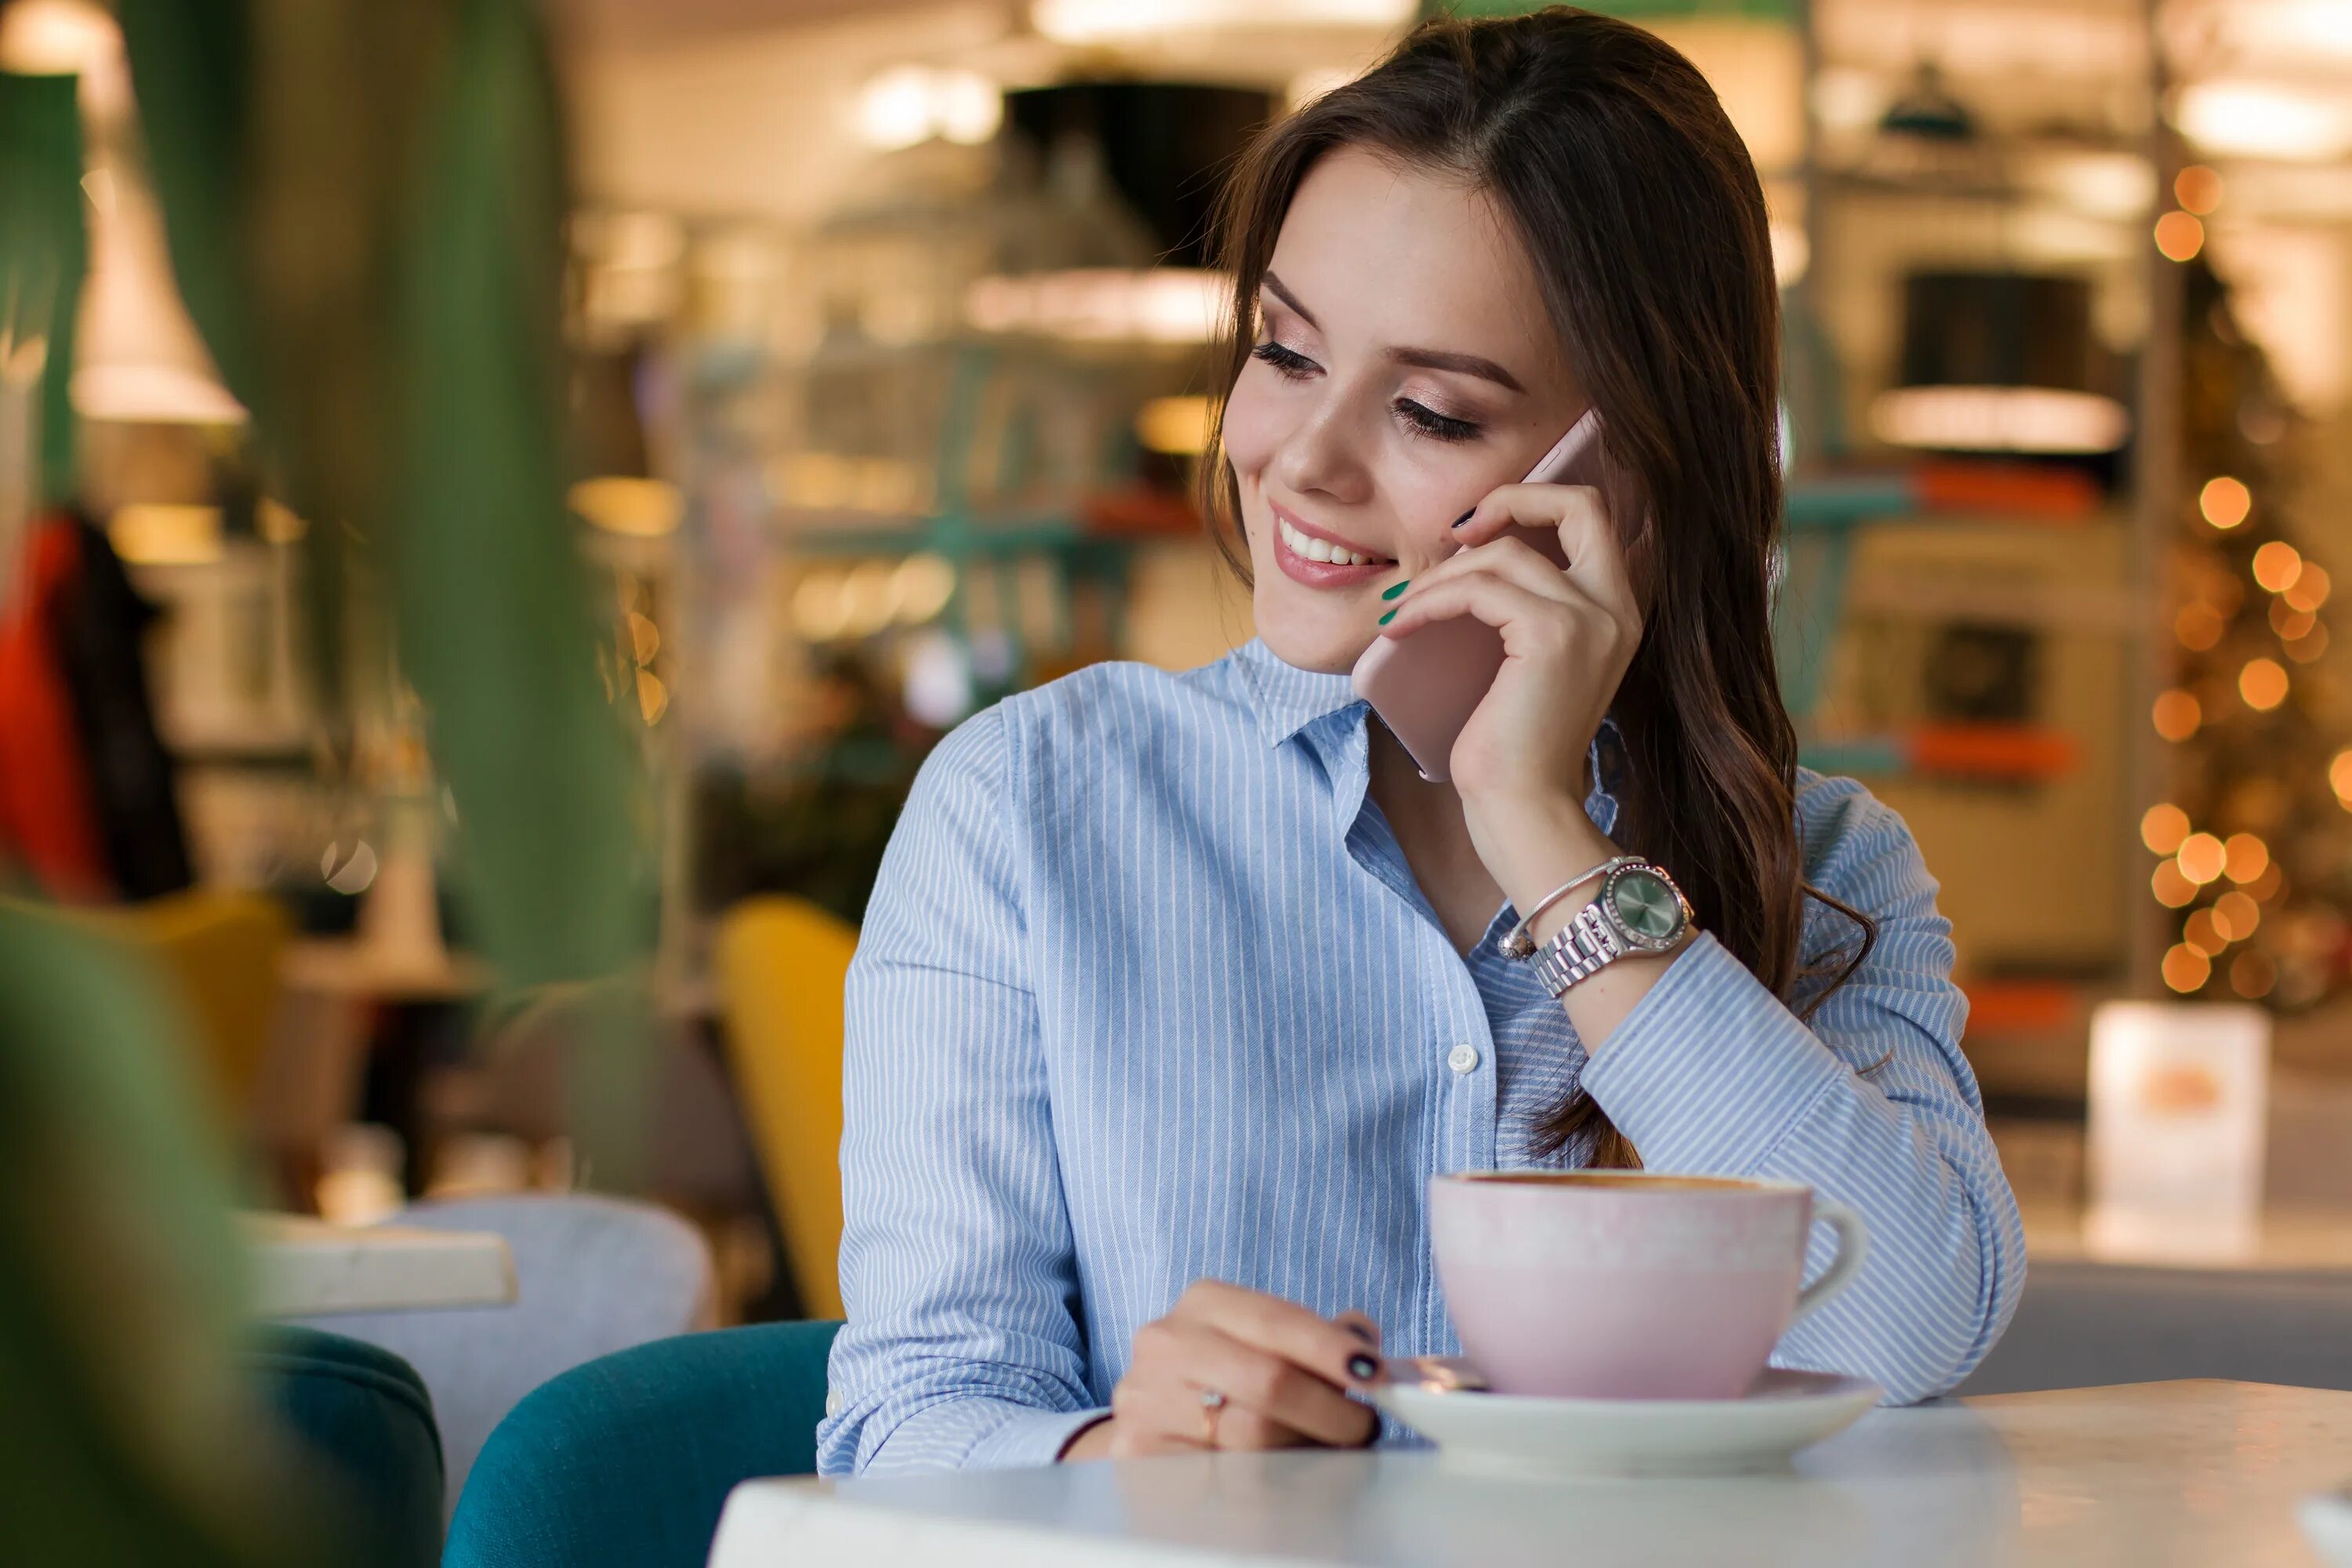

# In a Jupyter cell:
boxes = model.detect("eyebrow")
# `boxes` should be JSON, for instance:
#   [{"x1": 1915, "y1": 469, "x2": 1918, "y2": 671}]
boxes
[{"x1": 1259, "y1": 270, "x2": 1527, "y2": 395}]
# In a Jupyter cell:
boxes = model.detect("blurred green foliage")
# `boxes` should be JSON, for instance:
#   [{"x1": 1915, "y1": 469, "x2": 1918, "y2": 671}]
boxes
[{"x1": 2, "y1": 0, "x2": 653, "y2": 1559}]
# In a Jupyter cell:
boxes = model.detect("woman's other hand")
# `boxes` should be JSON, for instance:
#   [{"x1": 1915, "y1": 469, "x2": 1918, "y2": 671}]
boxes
[{"x1": 1061, "y1": 1281, "x2": 1383, "y2": 1459}]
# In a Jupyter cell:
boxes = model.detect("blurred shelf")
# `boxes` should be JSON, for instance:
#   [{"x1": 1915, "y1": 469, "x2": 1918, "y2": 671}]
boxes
[{"x1": 1801, "y1": 722, "x2": 2078, "y2": 782}]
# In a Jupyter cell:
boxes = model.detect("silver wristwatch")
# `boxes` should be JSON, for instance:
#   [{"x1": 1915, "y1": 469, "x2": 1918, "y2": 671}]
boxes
[{"x1": 1528, "y1": 859, "x2": 1693, "y2": 1000}]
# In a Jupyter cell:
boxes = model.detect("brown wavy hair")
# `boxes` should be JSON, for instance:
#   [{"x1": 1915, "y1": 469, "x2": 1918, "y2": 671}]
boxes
[{"x1": 1200, "y1": 8, "x2": 1873, "y2": 1165}]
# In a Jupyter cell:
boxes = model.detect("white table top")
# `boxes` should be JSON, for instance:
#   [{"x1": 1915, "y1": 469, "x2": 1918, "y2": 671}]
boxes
[
  {"x1": 710, "y1": 1381, "x2": 2352, "y2": 1568},
  {"x1": 243, "y1": 1212, "x2": 516, "y2": 1316}
]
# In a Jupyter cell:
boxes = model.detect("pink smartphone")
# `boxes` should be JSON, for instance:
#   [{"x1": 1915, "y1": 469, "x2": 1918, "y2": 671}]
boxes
[{"x1": 1349, "y1": 408, "x2": 1629, "y2": 782}]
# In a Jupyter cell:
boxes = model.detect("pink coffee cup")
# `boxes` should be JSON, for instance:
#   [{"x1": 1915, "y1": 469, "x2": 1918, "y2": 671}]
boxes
[{"x1": 1429, "y1": 1171, "x2": 1868, "y2": 1400}]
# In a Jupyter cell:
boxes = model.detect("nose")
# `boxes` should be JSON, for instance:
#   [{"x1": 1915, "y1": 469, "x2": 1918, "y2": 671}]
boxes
[{"x1": 1269, "y1": 389, "x2": 1375, "y2": 506}]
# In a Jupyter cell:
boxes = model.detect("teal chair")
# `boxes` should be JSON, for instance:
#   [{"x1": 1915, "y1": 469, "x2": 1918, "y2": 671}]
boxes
[
  {"x1": 443, "y1": 1319, "x2": 841, "y2": 1568},
  {"x1": 247, "y1": 1324, "x2": 445, "y2": 1568}
]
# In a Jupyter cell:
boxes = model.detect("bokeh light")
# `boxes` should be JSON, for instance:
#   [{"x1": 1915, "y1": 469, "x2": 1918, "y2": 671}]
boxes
[
  {"x1": 2177, "y1": 832, "x2": 2227, "y2": 885},
  {"x1": 2214, "y1": 890, "x2": 2261, "y2": 940},
  {"x1": 2230, "y1": 949, "x2": 2277, "y2": 999},
  {"x1": 2198, "y1": 475, "x2": 2250, "y2": 528},
  {"x1": 2285, "y1": 562, "x2": 2332, "y2": 612},
  {"x1": 2153, "y1": 688, "x2": 2201, "y2": 741},
  {"x1": 2154, "y1": 210, "x2": 2205, "y2": 261},
  {"x1": 2224, "y1": 832, "x2": 2270, "y2": 884},
  {"x1": 2140, "y1": 803, "x2": 2191, "y2": 855},
  {"x1": 2176, "y1": 602, "x2": 2226, "y2": 649},
  {"x1": 2162, "y1": 942, "x2": 2212, "y2": 992},
  {"x1": 2253, "y1": 540, "x2": 2303, "y2": 592},
  {"x1": 2183, "y1": 908, "x2": 2227, "y2": 956},
  {"x1": 2152, "y1": 860, "x2": 2198, "y2": 908},
  {"x1": 2240, "y1": 657, "x2": 2289, "y2": 710},
  {"x1": 2175, "y1": 164, "x2": 2224, "y2": 214}
]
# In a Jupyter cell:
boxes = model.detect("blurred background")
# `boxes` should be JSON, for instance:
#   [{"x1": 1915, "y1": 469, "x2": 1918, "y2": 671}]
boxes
[{"x1": 6, "y1": 0, "x2": 2352, "y2": 1555}]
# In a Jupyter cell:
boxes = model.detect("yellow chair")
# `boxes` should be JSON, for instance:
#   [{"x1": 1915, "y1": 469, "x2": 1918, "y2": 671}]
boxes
[
  {"x1": 114, "y1": 889, "x2": 292, "y2": 1125},
  {"x1": 713, "y1": 896, "x2": 855, "y2": 1320}
]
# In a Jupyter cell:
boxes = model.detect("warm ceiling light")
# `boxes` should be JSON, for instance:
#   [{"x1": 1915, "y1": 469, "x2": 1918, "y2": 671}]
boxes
[
  {"x1": 856, "y1": 67, "x2": 1003, "y2": 151},
  {"x1": 967, "y1": 269, "x2": 1226, "y2": 345},
  {"x1": 0, "y1": 0, "x2": 114, "y2": 74},
  {"x1": 2153, "y1": 688, "x2": 2202, "y2": 741},
  {"x1": 2140, "y1": 802, "x2": 2191, "y2": 855},
  {"x1": 2239, "y1": 656, "x2": 2290, "y2": 710},
  {"x1": 1032, "y1": 0, "x2": 1414, "y2": 43},
  {"x1": 2174, "y1": 164, "x2": 2224, "y2": 214},
  {"x1": 1867, "y1": 385, "x2": 2129, "y2": 455},
  {"x1": 2198, "y1": 475, "x2": 2250, "y2": 528},
  {"x1": 569, "y1": 477, "x2": 682, "y2": 537},
  {"x1": 2154, "y1": 209, "x2": 2205, "y2": 261},
  {"x1": 2253, "y1": 540, "x2": 2303, "y2": 591},
  {"x1": 2176, "y1": 831, "x2": 2227, "y2": 885},
  {"x1": 2178, "y1": 81, "x2": 2352, "y2": 162}
]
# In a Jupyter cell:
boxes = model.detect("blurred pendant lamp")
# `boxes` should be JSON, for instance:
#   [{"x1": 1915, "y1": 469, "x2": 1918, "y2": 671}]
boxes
[
  {"x1": 0, "y1": 0, "x2": 245, "y2": 427},
  {"x1": 1871, "y1": 270, "x2": 2129, "y2": 456}
]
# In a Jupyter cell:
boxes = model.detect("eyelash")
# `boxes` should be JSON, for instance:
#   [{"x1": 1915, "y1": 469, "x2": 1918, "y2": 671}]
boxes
[{"x1": 1249, "y1": 339, "x2": 1485, "y2": 445}]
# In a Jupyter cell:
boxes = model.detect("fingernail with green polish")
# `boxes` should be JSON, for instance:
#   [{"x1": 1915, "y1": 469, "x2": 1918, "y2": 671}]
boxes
[
  {"x1": 1381, "y1": 579, "x2": 1410, "y2": 601},
  {"x1": 1377, "y1": 608, "x2": 1396, "y2": 626}
]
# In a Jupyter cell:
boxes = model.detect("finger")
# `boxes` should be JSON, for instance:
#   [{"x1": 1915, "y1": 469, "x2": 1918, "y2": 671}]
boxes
[
  {"x1": 1108, "y1": 1372, "x2": 1216, "y2": 1455},
  {"x1": 1397, "y1": 532, "x2": 1578, "y2": 609},
  {"x1": 1380, "y1": 575, "x2": 1608, "y2": 657},
  {"x1": 1156, "y1": 1319, "x2": 1377, "y2": 1450},
  {"x1": 1330, "y1": 1310, "x2": 1381, "y2": 1352},
  {"x1": 1174, "y1": 1280, "x2": 1386, "y2": 1393},
  {"x1": 1456, "y1": 483, "x2": 1636, "y2": 615}
]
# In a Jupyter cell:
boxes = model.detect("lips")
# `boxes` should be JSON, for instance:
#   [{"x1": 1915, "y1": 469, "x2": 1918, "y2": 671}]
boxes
[{"x1": 1268, "y1": 502, "x2": 1396, "y2": 590}]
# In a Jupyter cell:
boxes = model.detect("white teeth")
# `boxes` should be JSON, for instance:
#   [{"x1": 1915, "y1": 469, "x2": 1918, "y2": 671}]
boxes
[{"x1": 1279, "y1": 517, "x2": 1374, "y2": 568}]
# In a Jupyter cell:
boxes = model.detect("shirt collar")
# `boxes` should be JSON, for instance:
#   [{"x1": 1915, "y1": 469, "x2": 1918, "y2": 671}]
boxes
[{"x1": 1232, "y1": 637, "x2": 1363, "y2": 750}]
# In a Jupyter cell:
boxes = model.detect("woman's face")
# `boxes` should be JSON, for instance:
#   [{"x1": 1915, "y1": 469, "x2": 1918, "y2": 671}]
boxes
[{"x1": 1223, "y1": 147, "x2": 1589, "y2": 675}]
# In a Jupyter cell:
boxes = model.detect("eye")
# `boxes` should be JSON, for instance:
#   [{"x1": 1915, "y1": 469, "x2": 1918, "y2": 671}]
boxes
[
  {"x1": 1395, "y1": 399, "x2": 1481, "y2": 443},
  {"x1": 1250, "y1": 339, "x2": 1319, "y2": 379}
]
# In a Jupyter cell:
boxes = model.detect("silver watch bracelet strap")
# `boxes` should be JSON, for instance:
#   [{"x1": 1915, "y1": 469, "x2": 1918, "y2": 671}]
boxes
[
  {"x1": 1502, "y1": 855, "x2": 1638, "y2": 960},
  {"x1": 1534, "y1": 900, "x2": 1625, "y2": 999}
]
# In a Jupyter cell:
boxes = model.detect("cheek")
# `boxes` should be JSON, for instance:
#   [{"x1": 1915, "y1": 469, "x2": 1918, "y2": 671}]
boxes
[{"x1": 1218, "y1": 370, "x2": 1284, "y2": 480}]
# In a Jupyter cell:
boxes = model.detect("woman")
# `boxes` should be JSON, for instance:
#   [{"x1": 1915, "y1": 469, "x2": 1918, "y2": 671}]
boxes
[{"x1": 817, "y1": 8, "x2": 2023, "y2": 1473}]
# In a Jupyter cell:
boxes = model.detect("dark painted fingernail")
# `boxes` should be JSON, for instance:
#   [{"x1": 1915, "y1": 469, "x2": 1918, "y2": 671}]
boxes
[
  {"x1": 1348, "y1": 1352, "x2": 1381, "y2": 1382},
  {"x1": 1377, "y1": 608, "x2": 1396, "y2": 626},
  {"x1": 1451, "y1": 509, "x2": 1475, "y2": 528},
  {"x1": 1380, "y1": 579, "x2": 1410, "y2": 601},
  {"x1": 1344, "y1": 1321, "x2": 1379, "y2": 1345}
]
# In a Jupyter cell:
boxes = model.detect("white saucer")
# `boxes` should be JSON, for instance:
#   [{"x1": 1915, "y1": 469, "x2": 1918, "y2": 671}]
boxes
[
  {"x1": 2303, "y1": 1487, "x2": 2352, "y2": 1568},
  {"x1": 1372, "y1": 1367, "x2": 1884, "y2": 1478}
]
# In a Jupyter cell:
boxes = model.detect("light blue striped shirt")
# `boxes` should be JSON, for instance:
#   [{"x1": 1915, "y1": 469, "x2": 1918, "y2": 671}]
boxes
[{"x1": 817, "y1": 638, "x2": 2024, "y2": 1475}]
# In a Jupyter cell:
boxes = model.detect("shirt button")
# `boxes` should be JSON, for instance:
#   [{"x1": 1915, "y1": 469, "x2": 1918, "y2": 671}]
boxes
[{"x1": 1448, "y1": 1043, "x2": 1480, "y2": 1075}]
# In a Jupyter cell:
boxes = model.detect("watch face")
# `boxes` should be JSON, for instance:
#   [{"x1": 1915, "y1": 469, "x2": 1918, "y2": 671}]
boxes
[{"x1": 1610, "y1": 869, "x2": 1684, "y2": 943}]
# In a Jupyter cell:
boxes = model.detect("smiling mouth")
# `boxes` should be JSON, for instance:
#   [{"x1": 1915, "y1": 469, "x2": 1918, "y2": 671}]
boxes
[{"x1": 1274, "y1": 511, "x2": 1393, "y2": 568}]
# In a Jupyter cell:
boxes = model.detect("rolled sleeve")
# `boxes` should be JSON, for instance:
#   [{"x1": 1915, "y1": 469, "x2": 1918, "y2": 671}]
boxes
[{"x1": 1580, "y1": 777, "x2": 2026, "y2": 1403}]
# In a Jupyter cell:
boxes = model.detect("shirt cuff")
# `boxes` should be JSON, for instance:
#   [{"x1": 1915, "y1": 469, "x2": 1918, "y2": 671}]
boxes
[
  {"x1": 963, "y1": 1405, "x2": 1114, "y2": 1470},
  {"x1": 1576, "y1": 932, "x2": 1851, "y2": 1176}
]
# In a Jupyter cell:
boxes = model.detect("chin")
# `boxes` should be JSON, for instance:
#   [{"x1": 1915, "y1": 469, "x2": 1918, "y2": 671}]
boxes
[{"x1": 1254, "y1": 595, "x2": 1376, "y2": 676}]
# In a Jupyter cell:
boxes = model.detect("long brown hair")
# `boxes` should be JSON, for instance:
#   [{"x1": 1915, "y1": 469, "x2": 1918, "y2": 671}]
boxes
[{"x1": 1200, "y1": 8, "x2": 1872, "y2": 1165}]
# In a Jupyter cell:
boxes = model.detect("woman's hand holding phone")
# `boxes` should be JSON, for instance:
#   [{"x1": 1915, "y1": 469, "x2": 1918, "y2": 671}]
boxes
[{"x1": 1372, "y1": 477, "x2": 1641, "y2": 915}]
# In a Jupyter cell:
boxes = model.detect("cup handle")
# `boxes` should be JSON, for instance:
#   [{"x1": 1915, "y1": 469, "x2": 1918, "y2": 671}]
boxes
[{"x1": 1791, "y1": 1198, "x2": 1870, "y2": 1323}]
